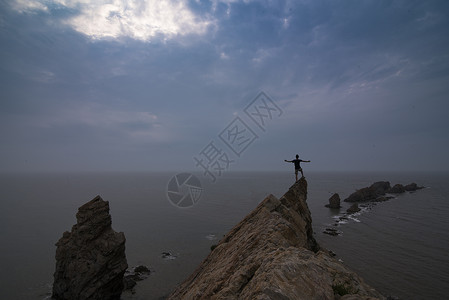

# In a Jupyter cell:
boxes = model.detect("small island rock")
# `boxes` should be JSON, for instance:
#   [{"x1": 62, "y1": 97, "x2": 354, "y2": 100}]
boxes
[
  {"x1": 52, "y1": 196, "x2": 128, "y2": 300},
  {"x1": 344, "y1": 181, "x2": 423, "y2": 202},
  {"x1": 344, "y1": 181, "x2": 391, "y2": 202},
  {"x1": 404, "y1": 183, "x2": 424, "y2": 191},
  {"x1": 123, "y1": 265, "x2": 152, "y2": 291},
  {"x1": 347, "y1": 203, "x2": 361, "y2": 214},
  {"x1": 325, "y1": 193, "x2": 342, "y2": 209}
]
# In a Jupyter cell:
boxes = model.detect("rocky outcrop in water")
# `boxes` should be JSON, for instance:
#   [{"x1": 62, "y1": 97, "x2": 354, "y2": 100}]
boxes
[
  {"x1": 168, "y1": 178, "x2": 385, "y2": 300},
  {"x1": 52, "y1": 196, "x2": 128, "y2": 300},
  {"x1": 388, "y1": 184, "x2": 406, "y2": 194},
  {"x1": 344, "y1": 181, "x2": 424, "y2": 202},
  {"x1": 347, "y1": 203, "x2": 361, "y2": 214},
  {"x1": 344, "y1": 181, "x2": 390, "y2": 202},
  {"x1": 325, "y1": 193, "x2": 342, "y2": 208},
  {"x1": 123, "y1": 265, "x2": 152, "y2": 291},
  {"x1": 404, "y1": 182, "x2": 424, "y2": 191}
]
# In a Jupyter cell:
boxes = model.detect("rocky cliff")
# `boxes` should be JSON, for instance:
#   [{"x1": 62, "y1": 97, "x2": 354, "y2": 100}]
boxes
[
  {"x1": 52, "y1": 195, "x2": 128, "y2": 300},
  {"x1": 168, "y1": 178, "x2": 385, "y2": 300}
]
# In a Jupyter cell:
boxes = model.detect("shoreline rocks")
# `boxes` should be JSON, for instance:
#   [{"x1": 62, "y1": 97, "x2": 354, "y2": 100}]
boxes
[
  {"x1": 167, "y1": 178, "x2": 385, "y2": 300},
  {"x1": 124, "y1": 265, "x2": 152, "y2": 291},
  {"x1": 344, "y1": 181, "x2": 424, "y2": 203},
  {"x1": 323, "y1": 227, "x2": 341, "y2": 236},
  {"x1": 388, "y1": 184, "x2": 406, "y2": 194},
  {"x1": 324, "y1": 180, "x2": 424, "y2": 237},
  {"x1": 344, "y1": 181, "x2": 391, "y2": 202},
  {"x1": 404, "y1": 182, "x2": 424, "y2": 191},
  {"x1": 52, "y1": 196, "x2": 128, "y2": 300},
  {"x1": 347, "y1": 203, "x2": 361, "y2": 214}
]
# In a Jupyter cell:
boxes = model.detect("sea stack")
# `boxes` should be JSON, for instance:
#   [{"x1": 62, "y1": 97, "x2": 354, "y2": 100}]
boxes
[
  {"x1": 168, "y1": 178, "x2": 385, "y2": 300},
  {"x1": 52, "y1": 196, "x2": 128, "y2": 300},
  {"x1": 325, "y1": 193, "x2": 342, "y2": 208}
]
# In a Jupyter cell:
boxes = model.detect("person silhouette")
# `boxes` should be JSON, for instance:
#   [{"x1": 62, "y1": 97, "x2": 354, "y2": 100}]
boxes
[{"x1": 284, "y1": 154, "x2": 310, "y2": 181}]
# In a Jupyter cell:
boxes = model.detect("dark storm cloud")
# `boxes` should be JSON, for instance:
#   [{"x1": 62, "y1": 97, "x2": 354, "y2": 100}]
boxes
[{"x1": 1, "y1": 0, "x2": 448, "y2": 172}]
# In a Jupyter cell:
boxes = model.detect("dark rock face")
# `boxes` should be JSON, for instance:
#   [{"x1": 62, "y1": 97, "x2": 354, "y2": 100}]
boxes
[
  {"x1": 323, "y1": 227, "x2": 341, "y2": 236},
  {"x1": 388, "y1": 184, "x2": 406, "y2": 194},
  {"x1": 347, "y1": 203, "x2": 361, "y2": 214},
  {"x1": 52, "y1": 196, "x2": 128, "y2": 300},
  {"x1": 404, "y1": 183, "x2": 424, "y2": 191},
  {"x1": 124, "y1": 265, "x2": 152, "y2": 291},
  {"x1": 369, "y1": 181, "x2": 391, "y2": 196},
  {"x1": 344, "y1": 187, "x2": 375, "y2": 202},
  {"x1": 325, "y1": 193, "x2": 342, "y2": 208},
  {"x1": 344, "y1": 181, "x2": 424, "y2": 202},
  {"x1": 344, "y1": 181, "x2": 391, "y2": 202}
]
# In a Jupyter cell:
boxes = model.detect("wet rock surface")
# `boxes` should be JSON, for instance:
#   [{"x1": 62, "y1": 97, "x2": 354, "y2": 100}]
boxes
[
  {"x1": 123, "y1": 265, "x2": 152, "y2": 291},
  {"x1": 323, "y1": 227, "x2": 341, "y2": 236},
  {"x1": 347, "y1": 203, "x2": 361, "y2": 214}
]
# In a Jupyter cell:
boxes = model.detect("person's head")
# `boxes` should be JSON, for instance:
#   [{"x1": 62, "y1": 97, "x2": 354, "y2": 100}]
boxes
[{"x1": 296, "y1": 154, "x2": 299, "y2": 159}]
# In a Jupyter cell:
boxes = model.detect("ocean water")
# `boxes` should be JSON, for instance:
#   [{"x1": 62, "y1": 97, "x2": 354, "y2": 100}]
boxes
[{"x1": 0, "y1": 171, "x2": 448, "y2": 300}]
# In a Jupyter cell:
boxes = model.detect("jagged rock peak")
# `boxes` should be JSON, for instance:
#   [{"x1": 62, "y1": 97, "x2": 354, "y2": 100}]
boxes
[
  {"x1": 52, "y1": 195, "x2": 128, "y2": 300},
  {"x1": 74, "y1": 195, "x2": 112, "y2": 240},
  {"x1": 168, "y1": 178, "x2": 385, "y2": 300}
]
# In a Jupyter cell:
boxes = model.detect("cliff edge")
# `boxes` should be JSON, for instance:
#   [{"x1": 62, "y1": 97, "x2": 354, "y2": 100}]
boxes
[{"x1": 168, "y1": 177, "x2": 385, "y2": 300}]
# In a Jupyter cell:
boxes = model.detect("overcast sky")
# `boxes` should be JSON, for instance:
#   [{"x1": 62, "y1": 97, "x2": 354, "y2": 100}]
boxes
[{"x1": 1, "y1": 0, "x2": 448, "y2": 174}]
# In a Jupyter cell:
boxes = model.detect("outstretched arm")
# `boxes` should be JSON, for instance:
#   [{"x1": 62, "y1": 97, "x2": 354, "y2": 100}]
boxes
[
  {"x1": 301, "y1": 160, "x2": 311, "y2": 163},
  {"x1": 284, "y1": 159, "x2": 292, "y2": 163}
]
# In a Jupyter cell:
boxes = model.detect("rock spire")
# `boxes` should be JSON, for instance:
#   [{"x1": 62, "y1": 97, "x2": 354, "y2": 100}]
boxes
[
  {"x1": 52, "y1": 195, "x2": 128, "y2": 300},
  {"x1": 168, "y1": 178, "x2": 385, "y2": 300}
]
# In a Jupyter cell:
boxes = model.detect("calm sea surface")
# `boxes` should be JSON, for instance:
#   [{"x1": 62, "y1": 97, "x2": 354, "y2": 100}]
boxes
[{"x1": 0, "y1": 171, "x2": 448, "y2": 300}]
